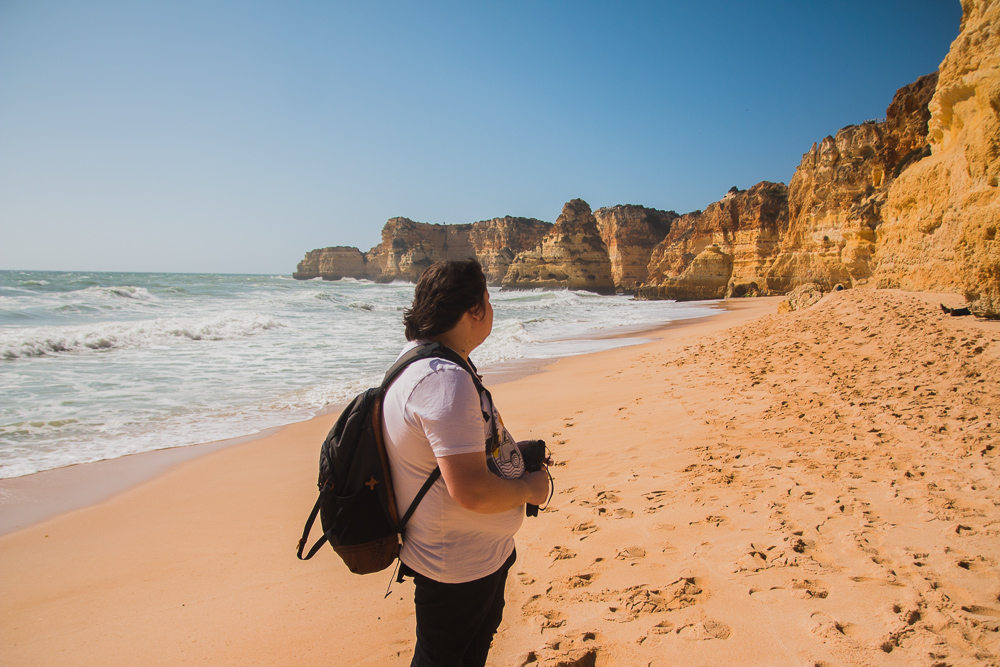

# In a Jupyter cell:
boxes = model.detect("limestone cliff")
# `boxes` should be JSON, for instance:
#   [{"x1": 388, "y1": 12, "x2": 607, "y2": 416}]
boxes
[
  {"x1": 502, "y1": 199, "x2": 616, "y2": 294},
  {"x1": 364, "y1": 217, "x2": 476, "y2": 283},
  {"x1": 765, "y1": 72, "x2": 938, "y2": 293},
  {"x1": 292, "y1": 246, "x2": 376, "y2": 281},
  {"x1": 876, "y1": 0, "x2": 1000, "y2": 317},
  {"x1": 594, "y1": 205, "x2": 677, "y2": 292},
  {"x1": 293, "y1": 216, "x2": 552, "y2": 285},
  {"x1": 469, "y1": 216, "x2": 553, "y2": 285},
  {"x1": 636, "y1": 182, "x2": 789, "y2": 300}
]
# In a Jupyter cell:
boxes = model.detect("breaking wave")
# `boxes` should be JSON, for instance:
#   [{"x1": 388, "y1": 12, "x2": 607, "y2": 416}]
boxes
[{"x1": 1, "y1": 312, "x2": 283, "y2": 360}]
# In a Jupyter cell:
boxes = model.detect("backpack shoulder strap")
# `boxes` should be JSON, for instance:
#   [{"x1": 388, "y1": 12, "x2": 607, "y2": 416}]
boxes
[
  {"x1": 380, "y1": 341, "x2": 484, "y2": 391},
  {"x1": 377, "y1": 342, "x2": 494, "y2": 533}
]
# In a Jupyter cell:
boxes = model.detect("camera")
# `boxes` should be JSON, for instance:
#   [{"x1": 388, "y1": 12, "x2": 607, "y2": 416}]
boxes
[
  {"x1": 520, "y1": 439, "x2": 547, "y2": 472},
  {"x1": 519, "y1": 440, "x2": 547, "y2": 517}
]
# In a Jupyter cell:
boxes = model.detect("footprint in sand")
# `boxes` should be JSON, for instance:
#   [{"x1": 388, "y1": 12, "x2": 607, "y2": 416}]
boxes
[
  {"x1": 535, "y1": 610, "x2": 566, "y2": 630},
  {"x1": 615, "y1": 546, "x2": 647, "y2": 561},
  {"x1": 961, "y1": 605, "x2": 1000, "y2": 617},
  {"x1": 849, "y1": 576, "x2": 905, "y2": 588},
  {"x1": 643, "y1": 490, "x2": 671, "y2": 514},
  {"x1": 690, "y1": 514, "x2": 731, "y2": 527},
  {"x1": 558, "y1": 572, "x2": 599, "y2": 589},
  {"x1": 604, "y1": 578, "x2": 704, "y2": 622},
  {"x1": 571, "y1": 521, "x2": 598, "y2": 538},
  {"x1": 519, "y1": 631, "x2": 601, "y2": 667},
  {"x1": 807, "y1": 611, "x2": 860, "y2": 639},
  {"x1": 578, "y1": 490, "x2": 620, "y2": 507},
  {"x1": 650, "y1": 620, "x2": 675, "y2": 635},
  {"x1": 676, "y1": 620, "x2": 732, "y2": 641},
  {"x1": 548, "y1": 546, "x2": 577, "y2": 561},
  {"x1": 790, "y1": 578, "x2": 829, "y2": 599},
  {"x1": 892, "y1": 603, "x2": 922, "y2": 626}
]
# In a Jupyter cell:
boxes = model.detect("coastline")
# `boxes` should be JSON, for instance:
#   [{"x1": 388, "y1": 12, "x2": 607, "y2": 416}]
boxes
[
  {"x1": 3, "y1": 291, "x2": 996, "y2": 666},
  {"x1": 0, "y1": 298, "x2": 731, "y2": 537}
]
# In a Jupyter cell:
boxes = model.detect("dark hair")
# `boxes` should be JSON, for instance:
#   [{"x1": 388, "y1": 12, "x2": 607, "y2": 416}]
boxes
[{"x1": 403, "y1": 259, "x2": 487, "y2": 341}]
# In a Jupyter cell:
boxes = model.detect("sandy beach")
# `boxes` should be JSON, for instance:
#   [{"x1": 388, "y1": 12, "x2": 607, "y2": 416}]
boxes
[{"x1": 2, "y1": 290, "x2": 999, "y2": 666}]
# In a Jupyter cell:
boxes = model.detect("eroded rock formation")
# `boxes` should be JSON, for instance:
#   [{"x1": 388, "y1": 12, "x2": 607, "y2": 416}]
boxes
[
  {"x1": 293, "y1": 216, "x2": 552, "y2": 285},
  {"x1": 364, "y1": 218, "x2": 477, "y2": 283},
  {"x1": 469, "y1": 216, "x2": 552, "y2": 285},
  {"x1": 502, "y1": 199, "x2": 616, "y2": 294},
  {"x1": 636, "y1": 182, "x2": 789, "y2": 300},
  {"x1": 292, "y1": 246, "x2": 375, "y2": 281},
  {"x1": 777, "y1": 283, "x2": 828, "y2": 313},
  {"x1": 764, "y1": 73, "x2": 939, "y2": 293},
  {"x1": 875, "y1": 0, "x2": 1000, "y2": 317},
  {"x1": 594, "y1": 205, "x2": 677, "y2": 292}
]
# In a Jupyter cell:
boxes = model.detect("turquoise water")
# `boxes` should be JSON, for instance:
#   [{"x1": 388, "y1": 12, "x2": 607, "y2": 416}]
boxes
[{"x1": 0, "y1": 271, "x2": 719, "y2": 477}]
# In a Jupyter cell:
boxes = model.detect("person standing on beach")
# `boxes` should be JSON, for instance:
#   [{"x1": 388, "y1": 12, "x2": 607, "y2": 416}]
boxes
[{"x1": 382, "y1": 259, "x2": 551, "y2": 667}]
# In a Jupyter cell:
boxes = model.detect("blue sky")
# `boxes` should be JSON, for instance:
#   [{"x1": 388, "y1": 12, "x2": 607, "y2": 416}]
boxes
[{"x1": 0, "y1": 1, "x2": 961, "y2": 274}]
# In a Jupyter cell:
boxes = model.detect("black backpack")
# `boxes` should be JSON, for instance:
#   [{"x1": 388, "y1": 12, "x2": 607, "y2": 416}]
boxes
[{"x1": 296, "y1": 342, "x2": 491, "y2": 574}]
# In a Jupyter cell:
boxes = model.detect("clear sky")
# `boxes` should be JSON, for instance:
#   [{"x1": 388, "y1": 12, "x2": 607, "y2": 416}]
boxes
[{"x1": 0, "y1": 1, "x2": 961, "y2": 274}]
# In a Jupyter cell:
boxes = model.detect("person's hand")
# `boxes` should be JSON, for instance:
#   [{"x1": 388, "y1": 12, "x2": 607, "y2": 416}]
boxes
[{"x1": 523, "y1": 469, "x2": 550, "y2": 506}]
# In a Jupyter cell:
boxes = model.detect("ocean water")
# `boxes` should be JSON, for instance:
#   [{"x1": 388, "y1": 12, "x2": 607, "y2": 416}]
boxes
[{"x1": 0, "y1": 271, "x2": 719, "y2": 478}]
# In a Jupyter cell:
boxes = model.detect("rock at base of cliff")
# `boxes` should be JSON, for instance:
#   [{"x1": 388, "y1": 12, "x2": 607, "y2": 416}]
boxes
[
  {"x1": 636, "y1": 244, "x2": 734, "y2": 301},
  {"x1": 777, "y1": 283, "x2": 827, "y2": 313}
]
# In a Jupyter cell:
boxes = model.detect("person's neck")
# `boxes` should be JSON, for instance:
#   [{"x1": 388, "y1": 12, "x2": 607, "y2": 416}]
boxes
[{"x1": 427, "y1": 330, "x2": 475, "y2": 361}]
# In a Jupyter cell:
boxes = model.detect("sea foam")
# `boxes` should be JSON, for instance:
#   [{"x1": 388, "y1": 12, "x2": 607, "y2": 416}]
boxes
[
  {"x1": 0, "y1": 271, "x2": 719, "y2": 478},
  {"x1": 1, "y1": 312, "x2": 283, "y2": 359}
]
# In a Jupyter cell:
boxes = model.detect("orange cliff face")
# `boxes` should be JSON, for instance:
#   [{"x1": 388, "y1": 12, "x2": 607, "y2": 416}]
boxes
[
  {"x1": 634, "y1": 69, "x2": 939, "y2": 301},
  {"x1": 876, "y1": 0, "x2": 1000, "y2": 317},
  {"x1": 293, "y1": 216, "x2": 552, "y2": 285},
  {"x1": 767, "y1": 73, "x2": 937, "y2": 294},
  {"x1": 365, "y1": 217, "x2": 477, "y2": 283},
  {"x1": 501, "y1": 199, "x2": 616, "y2": 294},
  {"x1": 635, "y1": 182, "x2": 789, "y2": 301},
  {"x1": 594, "y1": 205, "x2": 677, "y2": 293},
  {"x1": 469, "y1": 216, "x2": 553, "y2": 285}
]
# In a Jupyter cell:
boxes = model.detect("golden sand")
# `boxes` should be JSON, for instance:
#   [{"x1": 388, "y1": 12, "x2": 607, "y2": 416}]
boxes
[{"x1": 2, "y1": 290, "x2": 998, "y2": 666}]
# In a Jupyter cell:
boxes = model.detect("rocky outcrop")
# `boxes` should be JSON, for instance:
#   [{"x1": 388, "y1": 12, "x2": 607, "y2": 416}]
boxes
[
  {"x1": 636, "y1": 183, "x2": 789, "y2": 300},
  {"x1": 292, "y1": 246, "x2": 376, "y2": 281},
  {"x1": 777, "y1": 283, "x2": 827, "y2": 313},
  {"x1": 594, "y1": 205, "x2": 677, "y2": 292},
  {"x1": 363, "y1": 217, "x2": 476, "y2": 283},
  {"x1": 469, "y1": 216, "x2": 553, "y2": 285},
  {"x1": 875, "y1": 0, "x2": 1000, "y2": 318},
  {"x1": 764, "y1": 72, "x2": 939, "y2": 294},
  {"x1": 881, "y1": 72, "x2": 939, "y2": 169},
  {"x1": 502, "y1": 199, "x2": 616, "y2": 294},
  {"x1": 293, "y1": 216, "x2": 552, "y2": 285}
]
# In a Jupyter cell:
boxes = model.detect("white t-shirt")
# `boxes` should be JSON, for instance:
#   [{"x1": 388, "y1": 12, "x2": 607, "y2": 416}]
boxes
[{"x1": 382, "y1": 341, "x2": 525, "y2": 583}]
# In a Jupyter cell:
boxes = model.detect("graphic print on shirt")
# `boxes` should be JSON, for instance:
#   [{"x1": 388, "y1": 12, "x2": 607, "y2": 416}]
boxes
[{"x1": 483, "y1": 403, "x2": 524, "y2": 480}]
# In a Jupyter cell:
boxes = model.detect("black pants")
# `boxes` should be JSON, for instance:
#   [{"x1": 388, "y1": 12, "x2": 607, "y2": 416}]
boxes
[{"x1": 403, "y1": 549, "x2": 516, "y2": 667}]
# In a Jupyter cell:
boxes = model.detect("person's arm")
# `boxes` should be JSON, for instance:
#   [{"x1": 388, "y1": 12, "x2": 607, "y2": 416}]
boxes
[{"x1": 437, "y1": 451, "x2": 549, "y2": 514}]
